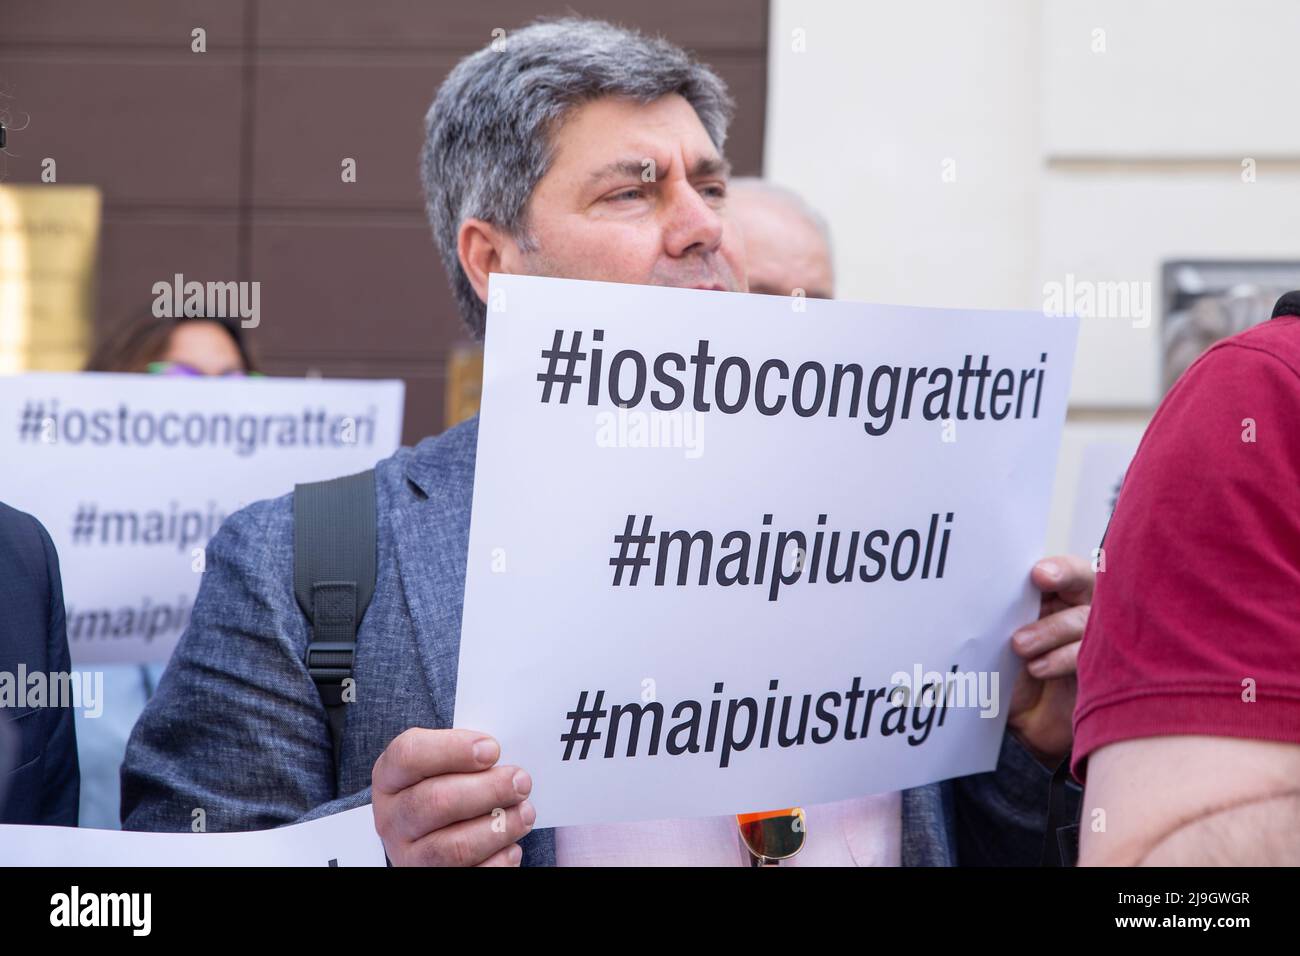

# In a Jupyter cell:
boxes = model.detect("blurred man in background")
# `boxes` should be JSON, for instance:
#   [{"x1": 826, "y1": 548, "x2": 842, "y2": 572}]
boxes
[{"x1": 729, "y1": 177, "x2": 834, "y2": 300}]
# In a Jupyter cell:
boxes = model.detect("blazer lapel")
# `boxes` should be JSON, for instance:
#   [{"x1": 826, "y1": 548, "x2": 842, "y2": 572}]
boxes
[{"x1": 389, "y1": 438, "x2": 476, "y2": 730}]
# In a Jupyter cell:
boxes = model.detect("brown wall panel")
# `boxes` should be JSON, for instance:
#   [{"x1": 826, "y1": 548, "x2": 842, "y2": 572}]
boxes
[
  {"x1": 247, "y1": 216, "x2": 459, "y2": 356},
  {"x1": 251, "y1": 58, "x2": 451, "y2": 207},
  {"x1": 96, "y1": 215, "x2": 241, "y2": 335},
  {"x1": 0, "y1": 56, "x2": 244, "y2": 204},
  {"x1": 0, "y1": 0, "x2": 245, "y2": 46},
  {"x1": 255, "y1": 0, "x2": 766, "y2": 52}
]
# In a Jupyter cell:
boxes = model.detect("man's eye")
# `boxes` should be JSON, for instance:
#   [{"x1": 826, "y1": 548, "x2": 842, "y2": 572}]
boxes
[
  {"x1": 606, "y1": 188, "x2": 644, "y2": 202},
  {"x1": 699, "y1": 183, "x2": 727, "y2": 200}
]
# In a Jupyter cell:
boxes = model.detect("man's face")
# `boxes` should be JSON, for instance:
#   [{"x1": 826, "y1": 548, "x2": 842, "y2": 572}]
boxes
[
  {"x1": 495, "y1": 94, "x2": 747, "y2": 293},
  {"x1": 729, "y1": 187, "x2": 834, "y2": 299}
]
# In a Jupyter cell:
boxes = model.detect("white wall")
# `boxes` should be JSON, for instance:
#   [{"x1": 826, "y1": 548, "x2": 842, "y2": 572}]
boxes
[
  {"x1": 765, "y1": 0, "x2": 1042, "y2": 314},
  {"x1": 764, "y1": 0, "x2": 1300, "y2": 554}
]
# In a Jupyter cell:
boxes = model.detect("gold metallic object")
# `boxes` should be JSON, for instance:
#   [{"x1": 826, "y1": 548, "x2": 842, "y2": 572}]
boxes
[
  {"x1": 445, "y1": 344, "x2": 484, "y2": 427},
  {"x1": 0, "y1": 184, "x2": 101, "y2": 373}
]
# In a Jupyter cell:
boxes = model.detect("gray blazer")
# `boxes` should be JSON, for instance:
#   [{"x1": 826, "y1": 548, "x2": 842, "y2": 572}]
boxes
[{"x1": 121, "y1": 415, "x2": 1074, "y2": 865}]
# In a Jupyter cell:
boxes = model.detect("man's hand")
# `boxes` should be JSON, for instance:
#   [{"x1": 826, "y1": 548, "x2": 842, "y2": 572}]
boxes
[
  {"x1": 1007, "y1": 555, "x2": 1095, "y2": 764},
  {"x1": 372, "y1": 728, "x2": 535, "y2": 866}
]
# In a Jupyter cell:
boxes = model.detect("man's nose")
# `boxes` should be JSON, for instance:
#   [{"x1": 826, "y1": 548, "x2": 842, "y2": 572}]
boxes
[{"x1": 660, "y1": 179, "x2": 725, "y2": 260}]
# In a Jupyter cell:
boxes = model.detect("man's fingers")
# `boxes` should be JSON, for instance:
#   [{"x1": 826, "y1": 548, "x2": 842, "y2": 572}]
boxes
[
  {"x1": 373, "y1": 728, "x2": 500, "y2": 794},
  {"x1": 404, "y1": 800, "x2": 536, "y2": 867},
  {"x1": 1038, "y1": 595, "x2": 1069, "y2": 617},
  {"x1": 1013, "y1": 603, "x2": 1090, "y2": 658},
  {"x1": 1025, "y1": 638, "x2": 1081, "y2": 680},
  {"x1": 476, "y1": 843, "x2": 524, "y2": 867},
  {"x1": 392, "y1": 764, "x2": 531, "y2": 842},
  {"x1": 1031, "y1": 554, "x2": 1094, "y2": 604}
]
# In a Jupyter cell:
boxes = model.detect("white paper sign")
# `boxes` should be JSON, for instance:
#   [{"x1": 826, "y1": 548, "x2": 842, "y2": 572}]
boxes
[
  {"x1": 455, "y1": 275, "x2": 1079, "y2": 828},
  {"x1": 1067, "y1": 439, "x2": 1141, "y2": 560},
  {"x1": 0, "y1": 373, "x2": 404, "y2": 664},
  {"x1": 0, "y1": 804, "x2": 385, "y2": 866}
]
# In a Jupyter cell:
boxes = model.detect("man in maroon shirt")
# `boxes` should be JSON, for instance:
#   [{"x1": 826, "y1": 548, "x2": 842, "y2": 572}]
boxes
[{"x1": 1073, "y1": 291, "x2": 1300, "y2": 865}]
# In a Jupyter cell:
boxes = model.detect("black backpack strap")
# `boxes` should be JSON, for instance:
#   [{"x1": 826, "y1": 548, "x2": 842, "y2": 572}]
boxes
[{"x1": 293, "y1": 469, "x2": 377, "y2": 772}]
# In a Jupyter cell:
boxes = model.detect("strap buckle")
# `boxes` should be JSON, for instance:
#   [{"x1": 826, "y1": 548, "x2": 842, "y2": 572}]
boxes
[{"x1": 305, "y1": 641, "x2": 356, "y2": 685}]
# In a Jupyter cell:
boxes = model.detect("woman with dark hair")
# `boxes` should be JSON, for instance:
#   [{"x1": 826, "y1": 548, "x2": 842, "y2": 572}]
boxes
[
  {"x1": 84, "y1": 314, "x2": 256, "y2": 377},
  {"x1": 75, "y1": 313, "x2": 257, "y2": 829}
]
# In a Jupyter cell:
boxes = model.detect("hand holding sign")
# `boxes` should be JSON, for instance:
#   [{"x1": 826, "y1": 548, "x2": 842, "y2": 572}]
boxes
[
  {"x1": 1009, "y1": 555, "x2": 1096, "y2": 763},
  {"x1": 371, "y1": 728, "x2": 535, "y2": 867}
]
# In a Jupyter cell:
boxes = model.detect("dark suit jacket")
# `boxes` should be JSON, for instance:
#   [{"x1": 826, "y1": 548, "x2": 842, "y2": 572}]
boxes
[{"x1": 0, "y1": 501, "x2": 79, "y2": 825}]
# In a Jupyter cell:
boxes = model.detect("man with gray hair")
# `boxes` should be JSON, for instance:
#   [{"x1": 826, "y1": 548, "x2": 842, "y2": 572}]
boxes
[
  {"x1": 123, "y1": 18, "x2": 1087, "y2": 867},
  {"x1": 424, "y1": 17, "x2": 744, "y2": 338}
]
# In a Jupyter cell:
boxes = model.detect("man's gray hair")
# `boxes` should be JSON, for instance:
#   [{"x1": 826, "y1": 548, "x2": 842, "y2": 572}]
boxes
[{"x1": 421, "y1": 17, "x2": 735, "y2": 339}]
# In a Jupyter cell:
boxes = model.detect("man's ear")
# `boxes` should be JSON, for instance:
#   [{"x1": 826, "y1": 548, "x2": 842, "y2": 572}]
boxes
[{"x1": 457, "y1": 218, "x2": 509, "y2": 305}]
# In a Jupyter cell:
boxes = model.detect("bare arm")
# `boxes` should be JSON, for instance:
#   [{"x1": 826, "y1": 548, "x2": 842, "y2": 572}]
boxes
[{"x1": 1080, "y1": 735, "x2": 1300, "y2": 866}]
